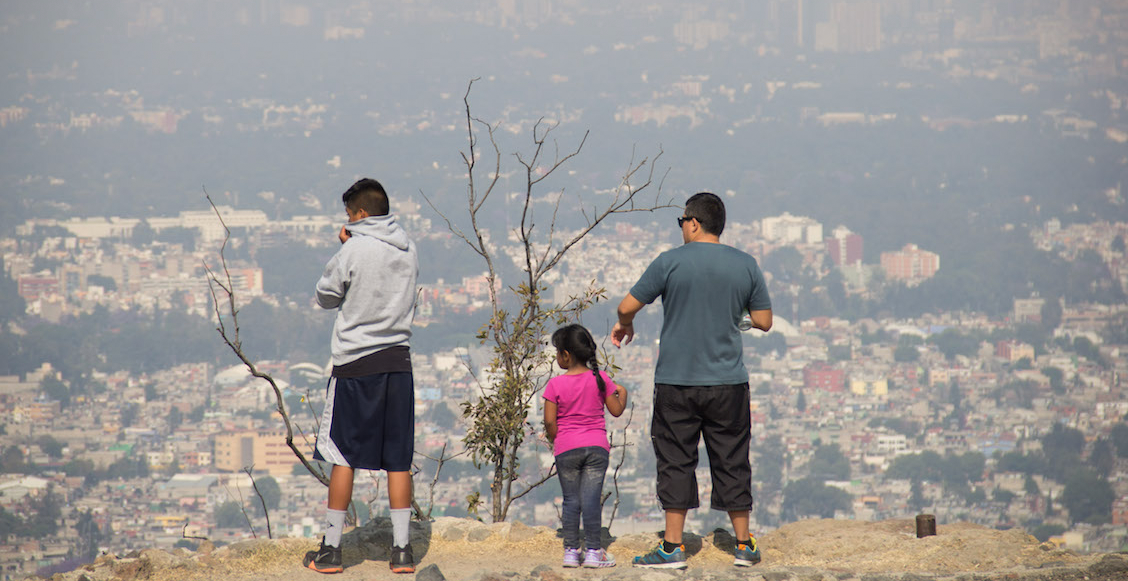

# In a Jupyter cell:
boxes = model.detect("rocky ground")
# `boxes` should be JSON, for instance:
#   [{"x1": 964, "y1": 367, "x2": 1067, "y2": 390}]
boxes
[{"x1": 42, "y1": 518, "x2": 1128, "y2": 581}]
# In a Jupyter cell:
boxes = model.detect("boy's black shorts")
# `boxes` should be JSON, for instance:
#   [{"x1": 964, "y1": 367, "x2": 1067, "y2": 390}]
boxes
[
  {"x1": 314, "y1": 371, "x2": 414, "y2": 471},
  {"x1": 651, "y1": 382, "x2": 752, "y2": 512}
]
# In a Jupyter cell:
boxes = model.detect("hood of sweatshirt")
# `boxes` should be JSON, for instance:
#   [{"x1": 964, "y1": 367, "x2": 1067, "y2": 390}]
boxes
[
  {"x1": 316, "y1": 212, "x2": 418, "y2": 366},
  {"x1": 346, "y1": 214, "x2": 410, "y2": 250}
]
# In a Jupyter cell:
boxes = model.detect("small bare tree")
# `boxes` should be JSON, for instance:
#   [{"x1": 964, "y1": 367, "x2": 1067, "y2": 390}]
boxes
[
  {"x1": 202, "y1": 192, "x2": 329, "y2": 487},
  {"x1": 421, "y1": 79, "x2": 672, "y2": 522},
  {"x1": 414, "y1": 444, "x2": 467, "y2": 520},
  {"x1": 219, "y1": 476, "x2": 257, "y2": 538}
]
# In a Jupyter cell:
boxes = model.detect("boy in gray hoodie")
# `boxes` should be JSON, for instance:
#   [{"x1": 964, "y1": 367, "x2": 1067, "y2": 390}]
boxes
[{"x1": 303, "y1": 178, "x2": 419, "y2": 574}]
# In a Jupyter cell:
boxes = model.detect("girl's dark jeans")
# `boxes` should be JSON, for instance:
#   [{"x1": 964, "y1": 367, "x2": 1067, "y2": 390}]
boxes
[{"x1": 555, "y1": 446, "x2": 610, "y2": 550}]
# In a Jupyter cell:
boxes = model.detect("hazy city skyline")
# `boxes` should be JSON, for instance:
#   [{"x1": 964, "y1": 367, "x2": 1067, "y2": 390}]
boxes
[{"x1": 2, "y1": 1, "x2": 1127, "y2": 577}]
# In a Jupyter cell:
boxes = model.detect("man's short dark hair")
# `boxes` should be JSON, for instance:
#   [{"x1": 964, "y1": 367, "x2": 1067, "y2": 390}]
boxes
[
  {"x1": 342, "y1": 178, "x2": 390, "y2": 216},
  {"x1": 684, "y1": 192, "x2": 725, "y2": 236}
]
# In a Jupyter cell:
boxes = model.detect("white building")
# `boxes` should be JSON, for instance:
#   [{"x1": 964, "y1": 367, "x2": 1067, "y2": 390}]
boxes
[
  {"x1": 0, "y1": 476, "x2": 51, "y2": 501},
  {"x1": 875, "y1": 433, "x2": 908, "y2": 455},
  {"x1": 161, "y1": 206, "x2": 269, "y2": 242},
  {"x1": 57, "y1": 217, "x2": 141, "y2": 239},
  {"x1": 761, "y1": 212, "x2": 824, "y2": 244}
]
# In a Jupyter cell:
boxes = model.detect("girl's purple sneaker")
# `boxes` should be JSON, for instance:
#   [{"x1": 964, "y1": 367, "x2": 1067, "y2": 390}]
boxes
[{"x1": 582, "y1": 548, "x2": 616, "y2": 568}]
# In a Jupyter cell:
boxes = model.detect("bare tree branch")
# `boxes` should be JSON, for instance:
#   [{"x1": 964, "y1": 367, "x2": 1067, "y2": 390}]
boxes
[
  {"x1": 221, "y1": 479, "x2": 257, "y2": 539},
  {"x1": 457, "y1": 345, "x2": 488, "y2": 397},
  {"x1": 181, "y1": 521, "x2": 208, "y2": 542},
  {"x1": 536, "y1": 147, "x2": 673, "y2": 279},
  {"x1": 202, "y1": 189, "x2": 329, "y2": 487},
  {"x1": 414, "y1": 444, "x2": 467, "y2": 519},
  {"x1": 507, "y1": 462, "x2": 557, "y2": 504},
  {"x1": 417, "y1": 189, "x2": 475, "y2": 252},
  {"x1": 603, "y1": 402, "x2": 635, "y2": 529},
  {"x1": 243, "y1": 466, "x2": 273, "y2": 539}
]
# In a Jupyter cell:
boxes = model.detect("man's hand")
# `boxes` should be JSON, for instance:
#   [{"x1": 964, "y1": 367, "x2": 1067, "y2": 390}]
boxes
[
  {"x1": 611, "y1": 321, "x2": 634, "y2": 348},
  {"x1": 612, "y1": 293, "x2": 645, "y2": 347},
  {"x1": 338, "y1": 225, "x2": 351, "y2": 244}
]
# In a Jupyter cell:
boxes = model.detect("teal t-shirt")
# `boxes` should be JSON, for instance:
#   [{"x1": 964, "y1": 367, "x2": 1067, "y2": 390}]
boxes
[{"x1": 629, "y1": 242, "x2": 772, "y2": 386}]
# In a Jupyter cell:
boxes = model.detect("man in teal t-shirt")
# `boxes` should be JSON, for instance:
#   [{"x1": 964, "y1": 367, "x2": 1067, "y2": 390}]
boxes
[{"x1": 612, "y1": 192, "x2": 772, "y2": 570}]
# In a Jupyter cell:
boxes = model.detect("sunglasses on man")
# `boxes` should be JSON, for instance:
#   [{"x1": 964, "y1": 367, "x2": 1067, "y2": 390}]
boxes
[{"x1": 677, "y1": 216, "x2": 697, "y2": 227}]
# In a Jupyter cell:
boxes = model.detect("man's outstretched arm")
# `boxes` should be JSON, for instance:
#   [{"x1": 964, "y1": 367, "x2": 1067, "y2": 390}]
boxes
[{"x1": 612, "y1": 293, "x2": 646, "y2": 347}]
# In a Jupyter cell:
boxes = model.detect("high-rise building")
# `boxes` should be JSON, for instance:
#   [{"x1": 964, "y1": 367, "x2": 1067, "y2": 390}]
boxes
[
  {"x1": 880, "y1": 244, "x2": 940, "y2": 283},
  {"x1": 802, "y1": 0, "x2": 832, "y2": 49},
  {"x1": 825, "y1": 225, "x2": 864, "y2": 266},
  {"x1": 771, "y1": 0, "x2": 804, "y2": 49},
  {"x1": 818, "y1": 1, "x2": 882, "y2": 52}
]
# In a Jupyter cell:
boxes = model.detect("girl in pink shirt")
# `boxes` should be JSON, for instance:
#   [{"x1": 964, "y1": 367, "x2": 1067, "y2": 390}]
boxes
[{"x1": 543, "y1": 324, "x2": 629, "y2": 568}]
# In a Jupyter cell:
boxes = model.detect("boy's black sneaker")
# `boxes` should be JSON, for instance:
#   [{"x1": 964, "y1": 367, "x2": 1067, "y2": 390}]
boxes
[
  {"x1": 303, "y1": 538, "x2": 343, "y2": 574},
  {"x1": 389, "y1": 544, "x2": 415, "y2": 574}
]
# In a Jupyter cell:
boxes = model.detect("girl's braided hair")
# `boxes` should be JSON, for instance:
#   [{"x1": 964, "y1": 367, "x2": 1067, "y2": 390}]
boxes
[{"x1": 551, "y1": 323, "x2": 607, "y2": 396}]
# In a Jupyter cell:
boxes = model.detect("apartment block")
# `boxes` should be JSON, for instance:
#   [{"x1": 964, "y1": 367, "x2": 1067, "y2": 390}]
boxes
[
  {"x1": 214, "y1": 430, "x2": 297, "y2": 476},
  {"x1": 880, "y1": 244, "x2": 939, "y2": 283}
]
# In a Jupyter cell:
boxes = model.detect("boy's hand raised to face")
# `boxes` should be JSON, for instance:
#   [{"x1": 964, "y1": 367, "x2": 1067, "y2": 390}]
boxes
[{"x1": 339, "y1": 225, "x2": 351, "y2": 244}]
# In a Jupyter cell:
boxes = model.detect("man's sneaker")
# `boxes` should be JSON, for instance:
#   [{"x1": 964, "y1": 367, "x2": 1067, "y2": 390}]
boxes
[
  {"x1": 389, "y1": 544, "x2": 415, "y2": 574},
  {"x1": 632, "y1": 542, "x2": 687, "y2": 569},
  {"x1": 303, "y1": 538, "x2": 343, "y2": 574},
  {"x1": 562, "y1": 547, "x2": 582, "y2": 568},
  {"x1": 734, "y1": 538, "x2": 762, "y2": 567},
  {"x1": 582, "y1": 548, "x2": 616, "y2": 568}
]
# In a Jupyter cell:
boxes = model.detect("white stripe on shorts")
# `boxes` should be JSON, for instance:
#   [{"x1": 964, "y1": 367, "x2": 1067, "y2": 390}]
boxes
[{"x1": 316, "y1": 377, "x2": 349, "y2": 467}]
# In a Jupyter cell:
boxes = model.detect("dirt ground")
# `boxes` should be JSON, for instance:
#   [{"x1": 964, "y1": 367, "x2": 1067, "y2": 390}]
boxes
[
  {"x1": 753, "y1": 518, "x2": 1086, "y2": 574},
  {"x1": 109, "y1": 517, "x2": 1098, "y2": 581}
]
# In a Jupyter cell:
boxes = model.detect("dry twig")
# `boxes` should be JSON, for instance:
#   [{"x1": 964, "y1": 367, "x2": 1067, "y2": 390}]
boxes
[
  {"x1": 243, "y1": 465, "x2": 273, "y2": 539},
  {"x1": 201, "y1": 189, "x2": 329, "y2": 487}
]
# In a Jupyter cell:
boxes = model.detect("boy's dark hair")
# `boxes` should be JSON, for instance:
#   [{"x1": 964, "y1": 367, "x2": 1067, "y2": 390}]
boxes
[
  {"x1": 551, "y1": 323, "x2": 607, "y2": 396},
  {"x1": 342, "y1": 178, "x2": 390, "y2": 216},
  {"x1": 684, "y1": 192, "x2": 726, "y2": 236}
]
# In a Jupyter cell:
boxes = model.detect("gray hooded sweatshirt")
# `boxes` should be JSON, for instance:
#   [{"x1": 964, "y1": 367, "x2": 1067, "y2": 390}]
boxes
[{"x1": 315, "y1": 214, "x2": 418, "y2": 366}]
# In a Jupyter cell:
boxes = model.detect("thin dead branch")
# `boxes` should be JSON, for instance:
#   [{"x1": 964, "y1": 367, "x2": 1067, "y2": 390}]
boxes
[
  {"x1": 508, "y1": 462, "x2": 558, "y2": 503},
  {"x1": 243, "y1": 466, "x2": 273, "y2": 539},
  {"x1": 603, "y1": 402, "x2": 635, "y2": 529},
  {"x1": 181, "y1": 522, "x2": 208, "y2": 542},
  {"x1": 221, "y1": 479, "x2": 257, "y2": 539},
  {"x1": 202, "y1": 189, "x2": 329, "y2": 487},
  {"x1": 414, "y1": 444, "x2": 468, "y2": 519}
]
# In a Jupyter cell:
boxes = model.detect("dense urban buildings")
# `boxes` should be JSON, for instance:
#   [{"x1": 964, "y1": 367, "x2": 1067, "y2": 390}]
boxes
[{"x1": 2, "y1": 0, "x2": 1127, "y2": 578}]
